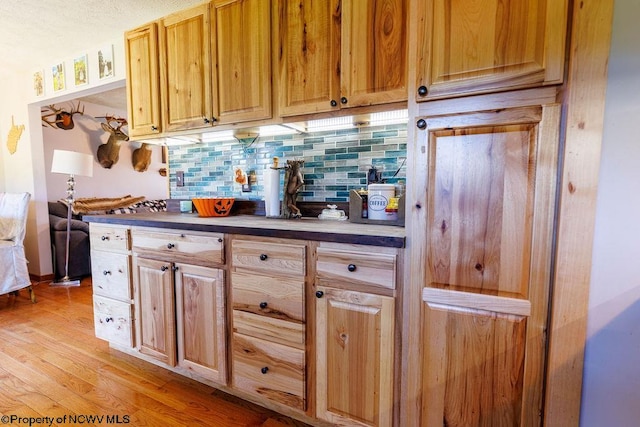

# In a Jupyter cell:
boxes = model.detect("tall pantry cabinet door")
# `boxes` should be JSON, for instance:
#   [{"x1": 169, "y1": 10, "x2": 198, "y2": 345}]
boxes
[
  {"x1": 125, "y1": 23, "x2": 161, "y2": 138},
  {"x1": 275, "y1": 0, "x2": 341, "y2": 116},
  {"x1": 175, "y1": 263, "x2": 227, "y2": 384},
  {"x1": 212, "y1": 0, "x2": 272, "y2": 124},
  {"x1": 414, "y1": 0, "x2": 568, "y2": 100},
  {"x1": 159, "y1": 4, "x2": 213, "y2": 132},
  {"x1": 316, "y1": 287, "x2": 395, "y2": 427},
  {"x1": 133, "y1": 257, "x2": 176, "y2": 366},
  {"x1": 341, "y1": 0, "x2": 408, "y2": 107},
  {"x1": 419, "y1": 104, "x2": 560, "y2": 426}
]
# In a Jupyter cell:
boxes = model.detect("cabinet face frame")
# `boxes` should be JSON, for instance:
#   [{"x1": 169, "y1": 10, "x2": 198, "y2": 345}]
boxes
[{"x1": 414, "y1": 0, "x2": 568, "y2": 100}]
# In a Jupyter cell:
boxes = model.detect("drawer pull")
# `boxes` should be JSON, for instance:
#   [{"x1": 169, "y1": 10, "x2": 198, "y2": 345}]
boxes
[
  {"x1": 347, "y1": 264, "x2": 357, "y2": 272},
  {"x1": 259, "y1": 254, "x2": 268, "y2": 261},
  {"x1": 261, "y1": 367, "x2": 269, "y2": 374},
  {"x1": 259, "y1": 302, "x2": 268, "y2": 309},
  {"x1": 103, "y1": 270, "x2": 111, "y2": 276},
  {"x1": 167, "y1": 243, "x2": 175, "y2": 249},
  {"x1": 161, "y1": 265, "x2": 169, "y2": 271},
  {"x1": 105, "y1": 317, "x2": 113, "y2": 323},
  {"x1": 315, "y1": 290, "x2": 324, "y2": 298},
  {"x1": 101, "y1": 235, "x2": 109, "y2": 241},
  {"x1": 218, "y1": 238, "x2": 223, "y2": 243},
  {"x1": 172, "y1": 265, "x2": 179, "y2": 272}
]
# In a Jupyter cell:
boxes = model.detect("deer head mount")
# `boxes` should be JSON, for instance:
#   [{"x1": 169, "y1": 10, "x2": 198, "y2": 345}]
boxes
[
  {"x1": 132, "y1": 143, "x2": 152, "y2": 172},
  {"x1": 41, "y1": 102, "x2": 84, "y2": 130},
  {"x1": 96, "y1": 115, "x2": 129, "y2": 169}
]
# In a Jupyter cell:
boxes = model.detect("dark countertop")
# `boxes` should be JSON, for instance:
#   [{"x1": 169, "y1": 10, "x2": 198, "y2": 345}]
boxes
[{"x1": 84, "y1": 212, "x2": 406, "y2": 248}]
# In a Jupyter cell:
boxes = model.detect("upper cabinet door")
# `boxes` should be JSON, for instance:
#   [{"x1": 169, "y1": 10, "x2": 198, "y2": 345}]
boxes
[
  {"x1": 341, "y1": 0, "x2": 408, "y2": 107},
  {"x1": 275, "y1": 0, "x2": 341, "y2": 117},
  {"x1": 159, "y1": 4, "x2": 213, "y2": 132},
  {"x1": 125, "y1": 23, "x2": 161, "y2": 138},
  {"x1": 212, "y1": 0, "x2": 272, "y2": 125},
  {"x1": 415, "y1": 0, "x2": 568, "y2": 101}
]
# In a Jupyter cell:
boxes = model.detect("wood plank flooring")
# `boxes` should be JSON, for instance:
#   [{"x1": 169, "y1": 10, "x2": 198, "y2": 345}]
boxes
[{"x1": 0, "y1": 278, "x2": 310, "y2": 426}]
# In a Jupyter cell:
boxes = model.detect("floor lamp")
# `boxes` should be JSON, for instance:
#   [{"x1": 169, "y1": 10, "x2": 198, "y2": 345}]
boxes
[{"x1": 50, "y1": 149, "x2": 94, "y2": 286}]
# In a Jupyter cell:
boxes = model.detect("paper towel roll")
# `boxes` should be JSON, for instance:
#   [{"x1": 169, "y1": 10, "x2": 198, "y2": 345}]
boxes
[{"x1": 264, "y1": 168, "x2": 281, "y2": 217}]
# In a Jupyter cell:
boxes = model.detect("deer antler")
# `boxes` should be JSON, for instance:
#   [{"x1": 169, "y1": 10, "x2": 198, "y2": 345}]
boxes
[
  {"x1": 41, "y1": 102, "x2": 84, "y2": 129},
  {"x1": 96, "y1": 115, "x2": 128, "y2": 131}
]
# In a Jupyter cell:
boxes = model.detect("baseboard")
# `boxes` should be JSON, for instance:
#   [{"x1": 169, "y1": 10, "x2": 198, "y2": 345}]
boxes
[{"x1": 30, "y1": 273, "x2": 55, "y2": 283}]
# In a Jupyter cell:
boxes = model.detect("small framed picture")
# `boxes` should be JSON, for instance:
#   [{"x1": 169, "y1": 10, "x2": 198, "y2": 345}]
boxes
[
  {"x1": 74, "y1": 54, "x2": 88, "y2": 86},
  {"x1": 33, "y1": 70, "x2": 45, "y2": 97},
  {"x1": 52, "y1": 63, "x2": 65, "y2": 92},
  {"x1": 97, "y1": 45, "x2": 114, "y2": 80}
]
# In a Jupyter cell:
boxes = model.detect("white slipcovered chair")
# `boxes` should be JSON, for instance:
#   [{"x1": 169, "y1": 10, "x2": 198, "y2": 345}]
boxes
[{"x1": 0, "y1": 192, "x2": 35, "y2": 302}]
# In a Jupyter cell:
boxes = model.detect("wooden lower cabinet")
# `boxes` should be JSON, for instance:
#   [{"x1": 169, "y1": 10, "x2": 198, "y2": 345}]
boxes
[{"x1": 315, "y1": 286, "x2": 395, "y2": 427}]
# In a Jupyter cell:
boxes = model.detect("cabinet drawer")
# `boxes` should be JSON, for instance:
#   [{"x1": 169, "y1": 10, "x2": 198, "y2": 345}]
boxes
[
  {"x1": 232, "y1": 333, "x2": 305, "y2": 411},
  {"x1": 90, "y1": 225, "x2": 130, "y2": 252},
  {"x1": 317, "y1": 246, "x2": 397, "y2": 290},
  {"x1": 91, "y1": 250, "x2": 131, "y2": 301},
  {"x1": 232, "y1": 239, "x2": 305, "y2": 277},
  {"x1": 231, "y1": 271, "x2": 304, "y2": 323},
  {"x1": 131, "y1": 228, "x2": 224, "y2": 266},
  {"x1": 93, "y1": 295, "x2": 134, "y2": 348}
]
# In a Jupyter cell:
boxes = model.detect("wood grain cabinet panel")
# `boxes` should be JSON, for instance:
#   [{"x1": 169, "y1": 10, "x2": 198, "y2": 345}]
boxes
[
  {"x1": 231, "y1": 239, "x2": 306, "y2": 277},
  {"x1": 93, "y1": 295, "x2": 134, "y2": 348},
  {"x1": 212, "y1": 0, "x2": 272, "y2": 124},
  {"x1": 125, "y1": 23, "x2": 161, "y2": 137},
  {"x1": 275, "y1": 0, "x2": 407, "y2": 116},
  {"x1": 159, "y1": 4, "x2": 213, "y2": 132},
  {"x1": 417, "y1": 102, "x2": 561, "y2": 425},
  {"x1": 414, "y1": 0, "x2": 568, "y2": 100},
  {"x1": 91, "y1": 251, "x2": 132, "y2": 302},
  {"x1": 316, "y1": 246, "x2": 396, "y2": 290},
  {"x1": 90, "y1": 224, "x2": 130, "y2": 253},
  {"x1": 132, "y1": 228, "x2": 224, "y2": 267},
  {"x1": 315, "y1": 286, "x2": 395, "y2": 427}
]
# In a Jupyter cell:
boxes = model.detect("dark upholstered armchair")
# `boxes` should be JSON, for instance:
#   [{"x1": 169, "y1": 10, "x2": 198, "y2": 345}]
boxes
[{"x1": 48, "y1": 201, "x2": 91, "y2": 280}]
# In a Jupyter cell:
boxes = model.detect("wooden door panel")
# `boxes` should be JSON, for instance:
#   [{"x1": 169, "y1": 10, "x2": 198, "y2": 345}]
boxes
[
  {"x1": 135, "y1": 257, "x2": 176, "y2": 366},
  {"x1": 276, "y1": 0, "x2": 341, "y2": 116},
  {"x1": 213, "y1": 0, "x2": 271, "y2": 123},
  {"x1": 416, "y1": 0, "x2": 568, "y2": 99},
  {"x1": 160, "y1": 4, "x2": 212, "y2": 131},
  {"x1": 342, "y1": 0, "x2": 408, "y2": 106},
  {"x1": 422, "y1": 302, "x2": 527, "y2": 427},
  {"x1": 175, "y1": 263, "x2": 227, "y2": 383},
  {"x1": 428, "y1": 124, "x2": 535, "y2": 298}
]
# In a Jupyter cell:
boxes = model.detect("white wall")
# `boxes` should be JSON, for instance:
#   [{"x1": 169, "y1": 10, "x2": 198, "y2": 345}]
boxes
[
  {"x1": 43, "y1": 101, "x2": 167, "y2": 202},
  {"x1": 581, "y1": 0, "x2": 640, "y2": 425}
]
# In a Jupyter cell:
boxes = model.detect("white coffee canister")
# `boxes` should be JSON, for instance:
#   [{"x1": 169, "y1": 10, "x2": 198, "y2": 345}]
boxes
[{"x1": 367, "y1": 184, "x2": 395, "y2": 220}]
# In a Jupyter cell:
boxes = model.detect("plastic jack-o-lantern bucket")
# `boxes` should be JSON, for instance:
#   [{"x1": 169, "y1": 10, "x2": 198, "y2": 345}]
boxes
[{"x1": 192, "y1": 198, "x2": 235, "y2": 217}]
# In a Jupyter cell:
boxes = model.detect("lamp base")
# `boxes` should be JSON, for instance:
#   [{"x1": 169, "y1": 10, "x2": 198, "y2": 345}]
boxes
[{"x1": 50, "y1": 276, "x2": 81, "y2": 287}]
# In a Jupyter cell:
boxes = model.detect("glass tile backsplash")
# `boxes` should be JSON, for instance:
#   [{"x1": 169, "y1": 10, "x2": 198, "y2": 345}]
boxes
[{"x1": 168, "y1": 124, "x2": 407, "y2": 202}]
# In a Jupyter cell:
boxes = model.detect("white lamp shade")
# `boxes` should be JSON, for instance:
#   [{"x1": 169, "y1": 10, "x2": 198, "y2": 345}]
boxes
[{"x1": 51, "y1": 150, "x2": 94, "y2": 177}]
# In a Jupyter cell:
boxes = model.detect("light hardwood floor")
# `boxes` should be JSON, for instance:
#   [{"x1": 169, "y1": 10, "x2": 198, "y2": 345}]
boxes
[{"x1": 0, "y1": 278, "x2": 309, "y2": 426}]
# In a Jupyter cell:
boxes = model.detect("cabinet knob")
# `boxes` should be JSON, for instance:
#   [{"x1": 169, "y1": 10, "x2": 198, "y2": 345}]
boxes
[
  {"x1": 167, "y1": 243, "x2": 175, "y2": 249},
  {"x1": 261, "y1": 367, "x2": 269, "y2": 374},
  {"x1": 340, "y1": 96, "x2": 348, "y2": 104},
  {"x1": 105, "y1": 317, "x2": 113, "y2": 323},
  {"x1": 161, "y1": 265, "x2": 169, "y2": 271},
  {"x1": 315, "y1": 290, "x2": 324, "y2": 298},
  {"x1": 103, "y1": 270, "x2": 111, "y2": 276},
  {"x1": 203, "y1": 117, "x2": 211, "y2": 124},
  {"x1": 259, "y1": 302, "x2": 268, "y2": 309},
  {"x1": 259, "y1": 254, "x2": 268, "y2": 261},
  {"x1": 330, "y1": 99, "x2": 337, "y2": 107},
  {"x1": 151, "y1": 125, "x2": 158, "y2": 132},
  {"x1": 172, "y1": 265, "x2": 179, "y2": 272},
  {"x1": 101, "y1": 235, "x2": 108, "y2": 241},
  {"x1": 218, "y1": 238, "x2": 223, "y2": 243},
  {"x1": 417, "y1": 85, "x2": 428, "y2": 96},
  {"x1": 347, "y1": 264, "x2": 357, "y2": 272},
  {"x1": 416, "y1": 119, "x2": 427, "y2": 130}
]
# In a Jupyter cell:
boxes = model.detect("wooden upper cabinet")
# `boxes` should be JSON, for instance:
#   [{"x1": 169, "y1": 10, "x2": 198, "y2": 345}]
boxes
[
  {"x1": 415, "y1": 0, "x2": 569, "y2": 100},
  {"x1": 275, "y1": 0, "x2": 341, "y2": 116},
  {"x1": 341, "y1": 0, "x2": 408, "y2": 107},
  {"x1": 276, "y1": 0, "x2": 407, "y2": 117},
  {"x1": 125, "y1": 23, "x2": 161, "y2": 138},
  {"x1": 159, "y1": 4, "x2": 213, "y2": 132},
  {"x1": 212, "y1": 0, "x2": 272, "y2": 124}
]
